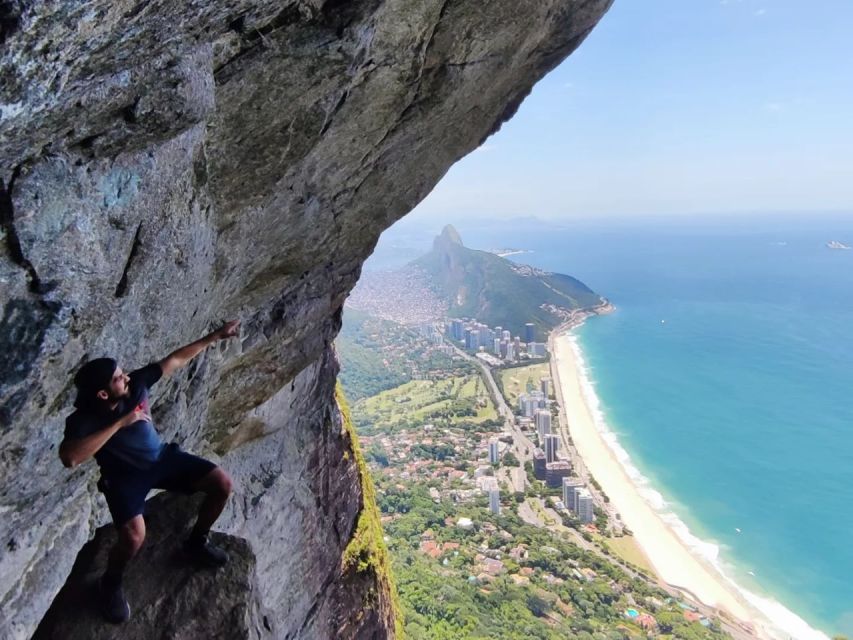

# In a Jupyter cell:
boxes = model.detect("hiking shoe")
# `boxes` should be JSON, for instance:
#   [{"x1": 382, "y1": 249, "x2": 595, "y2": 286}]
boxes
[
  {"x1": 183, "y1": 535, "x2": 228, "y2": 568},
  {"x1": 98, "y1": 575, "x2": 130, "y2": 624}
]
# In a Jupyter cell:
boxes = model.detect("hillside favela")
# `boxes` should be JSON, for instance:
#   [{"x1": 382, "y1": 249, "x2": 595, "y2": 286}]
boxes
[{"x1": 3, "y1": 2, "x2": 852, "y2": 640}]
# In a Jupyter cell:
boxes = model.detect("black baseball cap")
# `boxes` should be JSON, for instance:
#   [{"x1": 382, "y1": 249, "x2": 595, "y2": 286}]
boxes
[{"x1": 73, "y1": 358, "x2": 117, "y2": 407}]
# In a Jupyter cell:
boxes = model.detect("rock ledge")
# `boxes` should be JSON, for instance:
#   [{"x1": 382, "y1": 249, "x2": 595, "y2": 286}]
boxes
[{"x1": 33, "y1": 494, "x2": 272, "y2": 640}]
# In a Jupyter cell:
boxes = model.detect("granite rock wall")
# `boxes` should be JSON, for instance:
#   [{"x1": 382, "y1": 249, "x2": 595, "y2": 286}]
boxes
[{"x1": 0, "y1": 1, "x2": 612, "y2": 637}]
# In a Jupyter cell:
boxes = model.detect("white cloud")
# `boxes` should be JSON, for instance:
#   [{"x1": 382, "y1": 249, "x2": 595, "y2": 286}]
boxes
[{"x1": 754, "y1": 8, "x2": 767, "y2": 16}]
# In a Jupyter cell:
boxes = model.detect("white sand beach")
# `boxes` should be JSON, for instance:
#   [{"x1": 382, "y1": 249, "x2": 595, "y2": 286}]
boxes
[{"x1": 550, "y1": 332, "x2": 757, "y2": 626}]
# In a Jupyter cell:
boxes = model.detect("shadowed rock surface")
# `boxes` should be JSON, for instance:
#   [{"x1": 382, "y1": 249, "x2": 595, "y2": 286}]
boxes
[
  {"x1": 0, "y1": 1, "x2": 613, "y2": 637},
  {"x1": 33, "y1": 493, "x2": 273, "y2": 640}
]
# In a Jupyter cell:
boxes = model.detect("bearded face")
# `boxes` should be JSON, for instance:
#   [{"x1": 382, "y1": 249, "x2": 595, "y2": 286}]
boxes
[{"x1": 102, "y1": 367, "x2": 131, "y2": 401}]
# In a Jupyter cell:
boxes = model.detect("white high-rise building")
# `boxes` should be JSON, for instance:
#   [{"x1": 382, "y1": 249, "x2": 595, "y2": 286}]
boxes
[
  {"x1": 493, "y1": 337, "x2": 501, "y2": 355},
  {"x1": 488, "y1": 439, "x2": 499, "y2": 464},
  {"x1": 562, "y1": 478, "x2": 584, "y2": 511},
  {"x1": 540, "y1": 377, "x2": 551, "y2": 397},
  {"x1": 505, "y1": 342, "x2": 514, "y2": 361},
  {"x1": 488, "y1": 488, "x2": 501, "y2": 515},
  {"x1": 544, "y1": 434, "x2": 560, "y2": 463},
  {"x1": 576, "y1": 488, "x2": 594, "y2": 523}
]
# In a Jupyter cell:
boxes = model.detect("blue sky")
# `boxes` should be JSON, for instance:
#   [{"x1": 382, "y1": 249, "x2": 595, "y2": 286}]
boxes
[{"x1": 411, "y1": 0, "x2": 853, "y2": 220}]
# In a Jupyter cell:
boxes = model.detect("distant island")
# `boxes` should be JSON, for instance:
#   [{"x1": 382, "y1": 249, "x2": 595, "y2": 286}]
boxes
[{"x1": 826, "y1": 240, "x2": 851, "y2": 250}]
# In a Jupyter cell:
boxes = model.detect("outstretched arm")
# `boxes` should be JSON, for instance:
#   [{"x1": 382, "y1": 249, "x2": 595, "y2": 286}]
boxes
[{"x1": 159, "y1": 320, "x2": 240, "y2": 378}]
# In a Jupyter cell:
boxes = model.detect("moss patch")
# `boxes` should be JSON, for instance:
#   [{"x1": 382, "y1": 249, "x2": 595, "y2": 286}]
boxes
[{"x1": 337, "y1": 383, "x2": 403, "y2": 637}]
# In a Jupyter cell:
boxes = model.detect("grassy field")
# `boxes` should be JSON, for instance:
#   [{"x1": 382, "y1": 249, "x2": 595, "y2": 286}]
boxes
[
  {"x1": 356, "y1": 374, "x2": 497, "y2": 430},
  {"x1": 604, "y1": 535, "x2": 656, "y2": 575},
  {"x1": 497, "y1": 363, "x2": 552, "y2": 409}
]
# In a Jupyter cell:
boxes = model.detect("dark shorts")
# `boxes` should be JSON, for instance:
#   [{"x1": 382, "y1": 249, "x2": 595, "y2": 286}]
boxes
[{"x1": 98, "y1": 443, "x2": 217, "y2": 527}]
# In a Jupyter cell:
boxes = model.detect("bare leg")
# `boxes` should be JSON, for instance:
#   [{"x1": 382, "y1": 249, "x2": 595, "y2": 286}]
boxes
[
  {"x1": 105, "y1": 515, "x2": 146, "y2": 584},
  {"x1": 189, "y1": 467, "x2": 232, "y2": 539}
]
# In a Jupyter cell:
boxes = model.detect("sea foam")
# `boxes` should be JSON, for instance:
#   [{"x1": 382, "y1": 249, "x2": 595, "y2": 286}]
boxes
[{"x1": 566, "y1": 332, "x2": 830, "y2": 640}]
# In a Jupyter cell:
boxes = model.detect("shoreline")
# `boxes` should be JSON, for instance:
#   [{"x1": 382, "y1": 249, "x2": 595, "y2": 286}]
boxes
[
  {"x1": 547, "y1": 309, "x2": 832, "y2": 640},
  {"x1": 547, "y1": 308, "x2": 761, "y2": 635}
]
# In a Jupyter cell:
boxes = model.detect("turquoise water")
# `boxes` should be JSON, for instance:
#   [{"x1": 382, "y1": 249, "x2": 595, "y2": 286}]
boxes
[
  {"x1": 529, "y1": 216, "x2": 853, "y2": 637},
  {"x1": 373, "y1": 214, "x2": 853, "y2": 637},
  {"x1": 569, "y1": 224, "x2": 853, "y2": 638}
]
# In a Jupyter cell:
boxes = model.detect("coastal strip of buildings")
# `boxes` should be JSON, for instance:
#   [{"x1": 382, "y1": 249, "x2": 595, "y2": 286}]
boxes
[
  {"x1": 448, "y1": 318, "x2": 548, "y2": 362},
  {"x1": 379, "y1": 313, "x2": 600, "y2": 526},
  {"x1": 519, "y1": 387, "x2": 595, "y2": 524}
]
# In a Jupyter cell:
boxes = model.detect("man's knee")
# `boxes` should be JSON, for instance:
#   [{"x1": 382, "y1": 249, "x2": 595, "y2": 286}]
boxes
[
  {"x1": 218, "y1": 469, "x2": 233, "y2": 498},
  {"x1": 119, "y1": 516, "x2": 146, "y2": 554},
  {"x1": 208, "y1": 467, "x2": 233, "y2": 500}
]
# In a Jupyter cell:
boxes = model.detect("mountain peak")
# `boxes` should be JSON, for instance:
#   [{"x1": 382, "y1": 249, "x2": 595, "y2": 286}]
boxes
[
  {"x1": 413, "y1": 223, "x2": 604, "y2": 336},
  {"x1": 435, "y1": 224, "x2": 464, "y2": 248}
]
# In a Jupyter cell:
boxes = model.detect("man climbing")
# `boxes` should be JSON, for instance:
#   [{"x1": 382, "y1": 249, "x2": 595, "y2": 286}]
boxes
[{"x1": 59, "y1": 320, "x2": 240, "y2": 624}]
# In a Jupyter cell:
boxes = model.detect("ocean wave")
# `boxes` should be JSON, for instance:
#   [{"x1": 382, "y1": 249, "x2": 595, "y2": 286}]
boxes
[{"x1": 565, "y1": 332, "x2": 830, "y2": 640}]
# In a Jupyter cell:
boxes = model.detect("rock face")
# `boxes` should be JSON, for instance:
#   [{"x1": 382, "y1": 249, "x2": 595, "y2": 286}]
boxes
[
  {"x1": 32, "y1": 493, "x2": 273, "y2": 640},
  {"x1": 0, "y1": 1, "x2": 613, "y2": 638}
]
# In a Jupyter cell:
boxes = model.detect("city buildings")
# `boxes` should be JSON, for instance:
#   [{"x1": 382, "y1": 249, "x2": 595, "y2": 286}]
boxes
[
  {"x1": 448, "y1": 317, "x2": 547, "y2": 362},
  {"x1": 488, "y1": 439, "x2": 499, "y2": 464},
  {"x1": 544, "y1": 434, "x2": 560, "y2": 463},
  {"x1": 535, "y1": 409, "x2": 551, "y2": 441},
  {"x1": 465, "y1": 329, "x2": 479, "y2": 351},
  {"x1": 540, "y1": 377, "x2": 551, "y2": 396},
  {"x1": 545, "y1": 460, "x2": 572, "y2": 488},
  {"x1": 532, "y1": 448, "x2": 546, "y2": 480},
  {"x1": 576, "y1": 488, "x2": 594, "y2": 523},
  {"x1": 528, "y1": 342, "x2": 547, "y2": 357},
  {"x1": 562, "y1": 477, "x2": 584, "y2": 511},
  {"x1": 521, "y1": 391, "x2": 546, "y2": 418},
  {"x1": 488, "y1": 488, "x2": 501, "y2": 515}
]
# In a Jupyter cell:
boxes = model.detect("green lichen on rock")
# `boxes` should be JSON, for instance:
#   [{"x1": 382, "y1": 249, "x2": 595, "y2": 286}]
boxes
[{"x1": 337, "y1": 383, "x2": 403, "y2": 636}]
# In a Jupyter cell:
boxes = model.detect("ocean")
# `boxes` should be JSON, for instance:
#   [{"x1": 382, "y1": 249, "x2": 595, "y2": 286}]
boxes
[{"x1": 367, "y1": 213, "x2": 853, "y2": 638}]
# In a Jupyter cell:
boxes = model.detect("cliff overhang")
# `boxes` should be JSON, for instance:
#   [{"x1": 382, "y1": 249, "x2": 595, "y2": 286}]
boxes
[{"x1": 0, "y1": 1, "x2": 613, "y2": 637}]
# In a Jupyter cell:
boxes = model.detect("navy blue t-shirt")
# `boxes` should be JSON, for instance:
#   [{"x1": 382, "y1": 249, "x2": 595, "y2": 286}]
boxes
[{"x1": 64, "y1": 363, "x2": 165, "y2": 473}]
